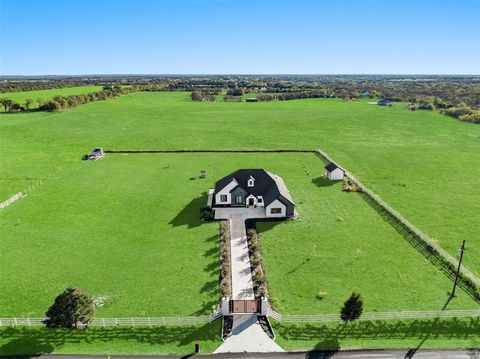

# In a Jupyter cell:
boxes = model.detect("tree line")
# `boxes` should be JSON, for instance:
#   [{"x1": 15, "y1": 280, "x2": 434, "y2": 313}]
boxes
[
  {"x1": 0, "y1": 86, "x2": 141, "y2": 113},
  {"x1": 2, "y1": 75, "x2": 479, "y2": 123}
]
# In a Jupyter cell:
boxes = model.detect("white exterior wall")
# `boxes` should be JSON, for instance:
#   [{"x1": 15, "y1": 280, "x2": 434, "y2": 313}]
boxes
[
  {"x1": 266, "y1": 199, "x2": 286, "y2": 218},
  {"x1": 327, "y1": 168, "x2": 344, "y2": 180},
  {"x1": 215, "y1": 180, "x2": 238, "y2": 205}
]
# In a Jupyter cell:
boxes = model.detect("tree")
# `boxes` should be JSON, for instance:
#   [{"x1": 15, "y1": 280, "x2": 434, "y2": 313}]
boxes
[
  {"x1": 36, "y1": 97, "x2": 46, "y2": 107},
  {"x1": 0, "y1": 98, "x2": 13, "y2": 112},
  {"x1": 40, "y1": 100, "x2": 61, "y2": 112},
  {"x1": 10, "y1": 102, "x2": 23, "y2": 112},
  {"x1": 25, "y1": 98, "x2": 34, "y2": 110},
  {"x1": 45, "y1": 287, "x2": 95, "y2": 328},
  {"x1": 340, "y1": 292, "x2": 363, "y2": 322}
]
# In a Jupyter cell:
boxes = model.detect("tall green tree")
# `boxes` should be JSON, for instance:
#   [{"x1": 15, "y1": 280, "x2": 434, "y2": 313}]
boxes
[
  {"x1": 45, "y1": 287, "x2": 95, "y2": 328},
  {"x1": 25, "y1": 98, "x2": 34, "y2": 110},
  {"x1": 0, "y1": 98, "x2": 13, "y2": 112},
  {"x1": 340, "y1": 291, "x2": 363, "y2": 322}
]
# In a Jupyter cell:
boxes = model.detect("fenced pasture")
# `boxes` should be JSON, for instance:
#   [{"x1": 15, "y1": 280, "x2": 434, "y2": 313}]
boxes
[
  {"x1": 1, "y1": 91, "x2": 478, "y2": 264},
  {"x1": 1, "y1": 152, "x2": 477, "y2": 320}
]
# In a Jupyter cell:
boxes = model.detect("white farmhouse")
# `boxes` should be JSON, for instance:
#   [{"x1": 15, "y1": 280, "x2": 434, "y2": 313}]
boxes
[
  {"x1": 211, "y1": 169, "x2": 295, "y2": 218},
  {"x1": 325, "y1": 162, "x2": 345, "y2": 180}
]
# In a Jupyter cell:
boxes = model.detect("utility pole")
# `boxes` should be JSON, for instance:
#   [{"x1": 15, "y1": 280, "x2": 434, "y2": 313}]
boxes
[{"x1": 451, "y1": 240, "x2": 466, "y2": 298}]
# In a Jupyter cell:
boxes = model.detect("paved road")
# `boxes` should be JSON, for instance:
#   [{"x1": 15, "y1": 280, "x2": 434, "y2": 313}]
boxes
[{"x1": 7, "y1": 349, "x2": 479, "y2": 359}]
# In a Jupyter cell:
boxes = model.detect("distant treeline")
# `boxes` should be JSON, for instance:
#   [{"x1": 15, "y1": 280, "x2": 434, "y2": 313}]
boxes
[
  {"x1": 1, "y1": 75, "x2": 479, "y2": 123},
  {"x1": 0, "y1": 80, "x2": 95, "y2": 93},
  {"x1": 0, "y1": 86, "x2": 141, "y2": 113},
  {"x1": 409, "y1": 97, "x2": 480, "y2": 124}
]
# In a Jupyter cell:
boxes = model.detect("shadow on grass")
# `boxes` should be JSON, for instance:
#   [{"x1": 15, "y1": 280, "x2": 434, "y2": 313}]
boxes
[
  {"x1": 275, "y1": 317, "x2": 480, "y2": 350},
  {"x1": 311, "y1": 177, "x2": 339, "y2": 188},
  {"x1": 0, "y1": 323, "x2": 220, "y2": 356},
  {"x1": 252, "y1": 218, "x2": 284, "y2": 234},
  {"x1": 359, "y1": 192, "x2": 479, "y2": 303},
  {"x1": 169, "y1": 192, "x2": 208, "y2": 229}
]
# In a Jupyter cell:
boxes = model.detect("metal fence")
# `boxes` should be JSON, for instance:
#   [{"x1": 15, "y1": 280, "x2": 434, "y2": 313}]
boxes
[
  {"x1": 0, "y1": 314, "x2": 218, "y2": 327},
  {"x1": 315, "y1": 149, "x2": 480, "y2": 287},
  {"x1": 268, "y1": 308, "x2": 480, "y2": 323},
  {"x1": 0, "y1": 192, "x2": 22, "y2": 210}
]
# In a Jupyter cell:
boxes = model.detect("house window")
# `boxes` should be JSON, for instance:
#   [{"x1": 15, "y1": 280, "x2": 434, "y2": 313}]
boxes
[
  {"x1": 220, "y1": 195, "x2": 228, "y2": 202},
  {"x1": 235, "y1": 195, "x2": 243, "y2": 204},
  {"x1": 270, "y1": 208, "x2": 282, "y2": 214},
  {"x1": 257, "y1": 197, "x2": 263, "y2": 203},
  {"x1": 248, "y1": 176, "x2": 255, "y2": 187}
]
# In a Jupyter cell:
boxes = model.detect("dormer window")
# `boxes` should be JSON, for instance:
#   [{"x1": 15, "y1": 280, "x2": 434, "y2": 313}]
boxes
[{"x1": 247, "y1": 176, "x2": 255, "y2": 187}]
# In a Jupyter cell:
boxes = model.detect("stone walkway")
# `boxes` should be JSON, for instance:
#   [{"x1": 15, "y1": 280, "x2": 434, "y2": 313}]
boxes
[{"x1": 214, "y1": 207, "x2": 283, "y2": 353}]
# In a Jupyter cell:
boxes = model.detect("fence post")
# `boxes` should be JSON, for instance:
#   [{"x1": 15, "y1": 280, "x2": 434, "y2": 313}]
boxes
[
  {"x1": 102, "y1": 318, "x2": 105, "y2": 327},
  {"x1": 148, "y1": 317, "x2": 151, "y2": 327}
]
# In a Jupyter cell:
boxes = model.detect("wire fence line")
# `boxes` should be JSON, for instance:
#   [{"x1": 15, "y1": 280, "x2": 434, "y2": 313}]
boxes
[
  {"x1": 268, "y1": 308, "x2": 480, "y2": 323},
  {"x1": 315, "y1": 149, "x2": 480, "y2": 289},
  {"x1": 0, "y1": 314, "x2": 218, "y2": 328}
]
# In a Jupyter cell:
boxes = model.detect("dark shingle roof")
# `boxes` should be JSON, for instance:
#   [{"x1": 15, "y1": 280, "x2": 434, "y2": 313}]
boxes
[
  {"x1": 325, "y1": 162, "x2": 340, "y2": 172},
  {"x1": 214, "y1": 169, "x2": 295, "y2": 207}
]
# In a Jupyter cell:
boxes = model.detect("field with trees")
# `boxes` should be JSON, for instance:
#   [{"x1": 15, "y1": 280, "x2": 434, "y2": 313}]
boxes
[
  {"x1": 0, "y1": 88, "x2": 479, "y2": 353},
  {"x1": 0, "y1": 86, "x2": 103, "y2": 111},
  {"x1": 1, "y1": 91, "x2": 478, "y2": 263},
  {"x1": 1, "y1": 152, "x2": 476, "y2": 317}
]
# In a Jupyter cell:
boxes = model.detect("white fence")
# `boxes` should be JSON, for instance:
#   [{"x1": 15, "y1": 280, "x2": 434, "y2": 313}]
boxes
[
  {"x1": 0, "y1": 315, "x2": 217, "y2": 327},
  {"x1": 269, "y1": 309, "x2": 480, "y2": 323},
  {"x1": 315, "y1": 149, "x2": 480, "y2": 287},
  {"x1": 0, "y1": 192, "x2": 22, "y2": 210}
]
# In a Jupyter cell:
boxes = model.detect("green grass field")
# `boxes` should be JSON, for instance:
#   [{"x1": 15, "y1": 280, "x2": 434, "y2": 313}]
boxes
[
  {"x1": 0, "y1": 86, "x2": 103, "y2": 110},
  {"x1": 0, "y1": 323, "x2": 222, "y2": 355},
  {"x1": 1, "y1": 91, "x2": 478, "y2": 265},
  {"x1": 273, "y1": 317, "x2": 480, "y2": 350},
  {"x1": 0, "y1": 153, "x2": 476, "y2": 318},
  {"x1": 0, "y1": 89, "x2": 479, "y2": 353}
]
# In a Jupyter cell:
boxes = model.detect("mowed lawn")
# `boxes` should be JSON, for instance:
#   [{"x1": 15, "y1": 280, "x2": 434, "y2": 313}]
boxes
[
  {"x1": 0, "y1": 91, "x2": 479, "y2": 269},
  {"x1": 0, "y1": 86, "x2": 103, "y2": 110},
  {"x1": 0, "y1": 154, "x2": 221, "y2": 317},
  {"x1": 1, "y1": 153, "x2": 476, "y2": 319}
]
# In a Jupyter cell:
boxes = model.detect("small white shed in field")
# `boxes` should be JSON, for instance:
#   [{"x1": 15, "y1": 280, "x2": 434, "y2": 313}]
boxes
[{"x1": 325, "y1": 162, "x2": 345, "y2": 180}]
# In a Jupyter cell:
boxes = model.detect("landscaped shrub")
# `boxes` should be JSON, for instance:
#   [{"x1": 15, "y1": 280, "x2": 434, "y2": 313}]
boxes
[
  {"x1": 219, "y1": 221, "x2": 232, "y2": 297},
  {"x1": 200, "y1": 207, "x2": 214, "y2": 221},
  {"x1": 246, "y1": 222, "x2": 270, "y2": 299}
]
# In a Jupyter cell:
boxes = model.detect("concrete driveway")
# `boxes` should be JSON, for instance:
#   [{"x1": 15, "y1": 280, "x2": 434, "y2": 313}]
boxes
[{"x1": 214, "y1": 207, "x2": 266, "y2": 300}]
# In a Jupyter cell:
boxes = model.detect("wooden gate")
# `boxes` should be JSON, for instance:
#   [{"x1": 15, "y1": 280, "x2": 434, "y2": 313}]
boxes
[{"x1": 229, "y1": 299, "x2": 261, "y2": 314}]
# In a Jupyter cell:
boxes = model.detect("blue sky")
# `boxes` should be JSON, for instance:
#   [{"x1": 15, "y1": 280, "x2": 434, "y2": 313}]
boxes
[{"x1": 1, "y1": 0, "x2": 479, "y2": 75}]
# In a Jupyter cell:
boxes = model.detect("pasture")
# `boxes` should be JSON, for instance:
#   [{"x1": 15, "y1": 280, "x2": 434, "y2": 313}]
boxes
[
  {"x1": 0, "y1": 153, "x2": 476, "y2": 318},
  {"x1": 0, "y1": 86, "x2": 103, "y2": 110},
  {"x1": 0, "y1": 91, "x2": 478, "y2": 265}
]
